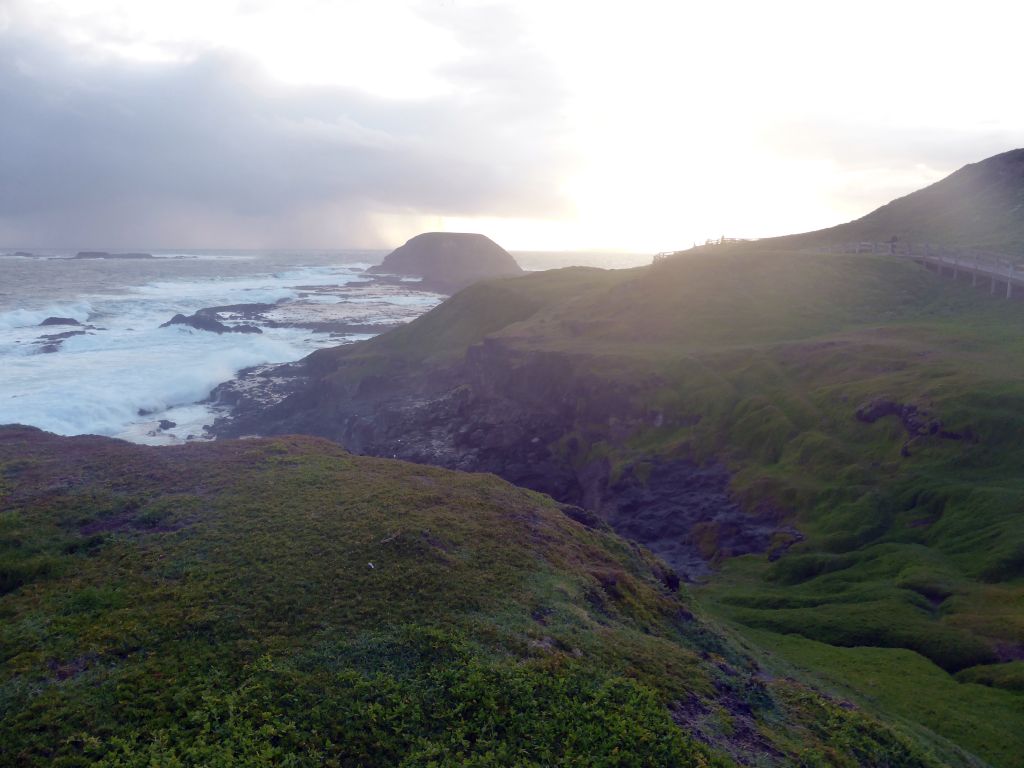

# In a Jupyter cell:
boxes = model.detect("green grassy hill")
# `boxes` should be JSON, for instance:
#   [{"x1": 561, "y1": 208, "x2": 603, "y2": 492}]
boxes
[
  {"x1": 267, "y1": 248, "x2": 1024, "y2": 766},
  {"x1": 764, "y1": 148, "x2": 1024, "y2": 253},
  {"x1": 16, "y1": 242, "x2": 1023, "y2": 764},
  {"x1": 0, "y1": 426, "x2": 953, "y2": 767}
]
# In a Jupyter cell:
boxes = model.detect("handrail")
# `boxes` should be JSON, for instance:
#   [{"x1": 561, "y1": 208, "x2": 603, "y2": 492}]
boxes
[
  {"x1": 651, "y1": 242, "x2": 1024, "y2": 298},
  {"x1": 818, "y1": 242, "x2": 1024, "y2": 298}
]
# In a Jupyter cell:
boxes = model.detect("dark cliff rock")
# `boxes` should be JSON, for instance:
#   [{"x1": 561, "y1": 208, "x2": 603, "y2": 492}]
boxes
[
  {"x1": 209, "y1": 338, "x2": 797, "y2": 580},
  {"x1": 603, "y1": 461, "x2": 802, "y2": 580},
  {"x1": 368, "y1": 233, "x2": 523, "y2": 293},
  {"x1": 39, "y1": 317, "x2": 81, "y2": 327}
]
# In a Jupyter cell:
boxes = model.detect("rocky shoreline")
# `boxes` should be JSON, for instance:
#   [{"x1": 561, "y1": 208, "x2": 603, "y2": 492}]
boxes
[{"x1": 159, "y1": 281, "x2": 445, "y2": 339}]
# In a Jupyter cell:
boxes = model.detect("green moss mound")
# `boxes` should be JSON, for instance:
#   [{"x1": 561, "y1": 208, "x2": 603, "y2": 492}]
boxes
[{"x1": 0, "y1": 427, "x2": 941, "y2": 767}]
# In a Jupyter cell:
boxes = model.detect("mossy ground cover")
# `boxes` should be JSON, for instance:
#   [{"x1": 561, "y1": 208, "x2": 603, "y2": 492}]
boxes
[
  {"x1": 732, "y1": 628, "x2": 1023, "y2": 768},
  {"x1": 534, "y1": 252, "x2": 1024, "y2": 764},
  {"x1": 309, "y1": 249, "x2": 1024, "y2": 764},
  {"x1": 9, "y1": 249, "x2": 1022, "y2": 764},
  {"x1": 0, "y1": 426, "x2": 939, "y2": 766}
]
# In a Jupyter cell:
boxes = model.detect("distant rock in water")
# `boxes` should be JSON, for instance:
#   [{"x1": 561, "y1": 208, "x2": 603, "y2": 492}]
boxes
[
  {"x1": 39, "y1": 317, "x2": 81, "y2": 327},
  {"x1": 368, "y1": 232, "x2": 523, "y2": 293},
  {"x1": 73, "y1": 251, "x2": 154, "y2": 259},
  {"x1": 161, "y1": 312, "x2": 261, "y2": 335}
]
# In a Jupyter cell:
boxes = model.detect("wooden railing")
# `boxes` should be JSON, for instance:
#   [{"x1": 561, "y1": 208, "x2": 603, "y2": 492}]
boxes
[
  {"x1": 652, "y1": 241, "x2": 1024, "y2": 299},
  {"x1": 819, "y1": 242, "x2": 1024, "y2": 299}
]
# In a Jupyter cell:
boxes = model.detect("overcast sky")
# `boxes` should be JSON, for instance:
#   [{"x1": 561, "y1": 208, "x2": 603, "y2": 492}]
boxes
[{"x1": 1, "y1": 0, "x2": 1021, "y2": 251}]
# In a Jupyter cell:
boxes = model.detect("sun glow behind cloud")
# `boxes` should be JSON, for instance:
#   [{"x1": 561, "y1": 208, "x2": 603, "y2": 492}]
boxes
[{"x1": 3, "y1": 0, "x2": 1023, "y2": 251}]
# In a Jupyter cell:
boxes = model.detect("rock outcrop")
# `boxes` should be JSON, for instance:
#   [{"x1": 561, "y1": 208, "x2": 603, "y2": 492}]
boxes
[
  {"x1": 368, "y1": 232, "x2": 523, "y2": 293},
  {"x1": 35, "y1": 330, "x2": 87, "y2": 353},
  {"x1": 854, "y1": 396, "x2": 972, "y2": 456},
  {"x1": 73, "y1": 251, "x2": 154, "y2": 259},
  {"x1": 161, "y1": 310, "x2": 262, "y2": 334}
]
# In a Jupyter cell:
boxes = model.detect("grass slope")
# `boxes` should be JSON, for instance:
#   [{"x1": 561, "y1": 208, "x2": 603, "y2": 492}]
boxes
[
  {"x1": 0, "y1": 426, "x2": 942, "y2": 767},
  {"x1": 301, "y1": 248, "x2": 1024, "y2": 765}
]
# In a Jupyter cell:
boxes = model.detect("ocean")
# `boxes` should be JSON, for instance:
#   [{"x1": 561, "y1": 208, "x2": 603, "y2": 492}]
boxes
[{"x1": 0, "y1": 248, "x2": 648, "y2": 444}]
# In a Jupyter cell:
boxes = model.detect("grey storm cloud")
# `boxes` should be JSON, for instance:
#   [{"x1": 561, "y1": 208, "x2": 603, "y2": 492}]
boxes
[{"x1": 0, "y1": 17, "x2": 573, "y2": 248}]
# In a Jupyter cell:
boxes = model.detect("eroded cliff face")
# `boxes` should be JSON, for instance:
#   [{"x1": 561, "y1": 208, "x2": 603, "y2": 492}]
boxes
[{"x1": 210, "y1": 338, "x2": 799, "y2": 579}]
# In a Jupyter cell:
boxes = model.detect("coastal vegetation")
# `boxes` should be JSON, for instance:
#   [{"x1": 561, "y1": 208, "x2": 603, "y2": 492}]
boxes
[
  {"x1": 230, "y1": 245, "x2": 1024, "y2": 766},
  {"x1": 0, "y1": 427, "x2": 948, "y2": 766},
  {"x1": 7, "y1": 152, "x2": 1024, "y2": 765}
]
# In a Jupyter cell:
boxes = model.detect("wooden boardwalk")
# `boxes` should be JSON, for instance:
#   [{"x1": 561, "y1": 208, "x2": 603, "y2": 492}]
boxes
[
  {"x1": 820, "y1": 242, "x2": 1024, "y2": 299},
  {"x1": 653, "y1": 240, "x2": 1024, "y2": 299}
]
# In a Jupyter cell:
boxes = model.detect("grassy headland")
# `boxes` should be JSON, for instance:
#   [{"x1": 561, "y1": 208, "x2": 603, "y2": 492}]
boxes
[{"x1": 272, "y1": 247, "x2": 1024, "y2": 765}]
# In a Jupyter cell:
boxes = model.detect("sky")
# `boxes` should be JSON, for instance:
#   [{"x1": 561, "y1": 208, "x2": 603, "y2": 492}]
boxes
[{"x1": 1, "y1": 0, "x2": 1022, "y2": 252}]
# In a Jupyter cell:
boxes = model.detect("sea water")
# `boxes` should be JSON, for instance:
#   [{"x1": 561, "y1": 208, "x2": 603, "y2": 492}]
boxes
[{"x1": 0, "y1": 248, "x2": 649, "y2": 444}]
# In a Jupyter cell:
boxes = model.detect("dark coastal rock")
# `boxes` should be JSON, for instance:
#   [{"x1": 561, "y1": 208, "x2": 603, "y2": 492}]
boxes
[
  {"x1": 208, "y1": 339, "x2": 798, "y2": 580},
  {"x1": 73, "y1": 251, "x2": 154, "y2": 260},
  {"x1": 604, "y1": 461, "x2": 802, "y2": 580},
  {"x1": 194, "y1": 303, "x2": 277, "y2": 319},
  {"x1": 367, "y1": 232, "x2": 523, "y2": 293},
  {"x1": 38, "y1": 330, "x2": 87, "y2": 342},
  {"x1": 558, "y1": 503, "x2": 608, "y2": 531},
  {"x1": 161, "y1": 312, "x2": 261, "y2": 334},
  {"x1": 158, "y1": 420, "x2": 177, "y2": 430},
  {"x1": 854, "y1": 397, "x2": 967, "y2": 456},
  {"x1": 34, "y1": 327, "x2": 92, "y2": 353},
  {"x1": 854, "y1": 398, "x2": 902, "y2": 422},
  {"x1": 39, "y1": 317, "x2": 81, "y2": 327},
  {"x1": 203, "y1": 302, "x2": 382, "y2": 335}
]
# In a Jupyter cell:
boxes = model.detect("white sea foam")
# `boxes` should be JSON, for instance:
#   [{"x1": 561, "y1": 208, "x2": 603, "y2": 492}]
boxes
[
  {"x1": 1, "y1": 249, "x2": 648, "y2": 443},
  {"x1": 0, "y1": 301, "x2": 95, "y2": 330},
  {"x1": 1, "y1": 319, "x2": 310, "y2": 437},
  {"x1": 0, "y1": 260, "x2": 439, "y2": 442}
]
